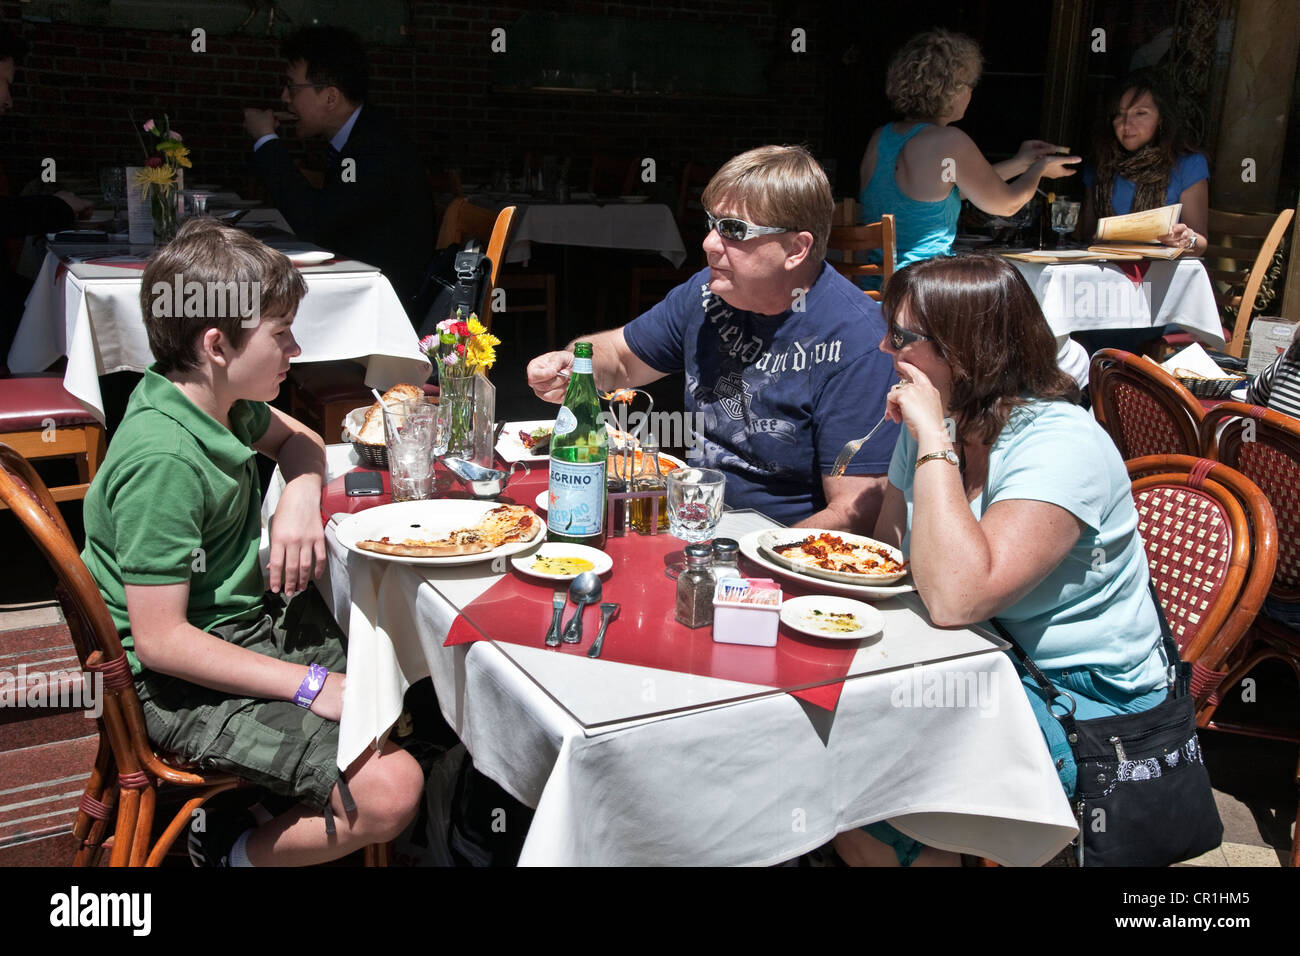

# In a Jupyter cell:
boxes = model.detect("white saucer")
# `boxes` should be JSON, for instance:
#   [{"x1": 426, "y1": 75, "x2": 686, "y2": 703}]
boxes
[
  {"x1": 510, "y1": 543, "x2": 612, "y2": 581},
  {"x1": 779, "y1": 595, "x2": 884, "y2": 641}
]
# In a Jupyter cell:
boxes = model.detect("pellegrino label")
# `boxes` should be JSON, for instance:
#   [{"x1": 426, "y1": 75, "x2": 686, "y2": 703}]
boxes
[
  {"x1": 546, "y1": 459, "x2": 605, "y2": 537},
  {"x1": 553, "y1": 405, "x2": 578, "y2": 437}
]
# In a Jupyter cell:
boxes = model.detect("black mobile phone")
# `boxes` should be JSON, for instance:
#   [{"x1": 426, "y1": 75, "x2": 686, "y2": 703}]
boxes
[{"x1": 344, "y1": 471, "x2": 384, "y2": 497}]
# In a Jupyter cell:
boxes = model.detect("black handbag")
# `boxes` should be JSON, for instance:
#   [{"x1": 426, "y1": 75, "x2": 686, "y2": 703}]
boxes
[{"x1": 991, "y1": 585, "x2": 1223, "y2": 867}]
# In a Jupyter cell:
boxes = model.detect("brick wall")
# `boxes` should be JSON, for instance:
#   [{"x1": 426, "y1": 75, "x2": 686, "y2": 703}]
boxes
[{"x1": 0, "y1": 1, "x2": 829, "y2": 195}]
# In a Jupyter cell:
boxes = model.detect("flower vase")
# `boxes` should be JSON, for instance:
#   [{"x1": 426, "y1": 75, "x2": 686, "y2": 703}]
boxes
[
  {"x1": 150, "y1": 182, "x2": 178, "y2": 243},
  {"x1": 437, "y1": 363, "x2": 476, "y2": 460}
]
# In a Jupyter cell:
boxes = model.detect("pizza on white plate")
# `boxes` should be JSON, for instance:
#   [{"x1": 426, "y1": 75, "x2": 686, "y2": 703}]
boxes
[
  {"x1": 357, "y1": 504, "x2": 541, "y2": 558},
  {"x1": 768, "y1": 532, "x2": 907, "y2": 582}
]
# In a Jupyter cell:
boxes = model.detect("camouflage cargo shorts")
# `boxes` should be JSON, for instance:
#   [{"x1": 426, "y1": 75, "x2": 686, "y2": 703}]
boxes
[{"x1": 134, "y1": 585, "x2": 346, "y2": 810}]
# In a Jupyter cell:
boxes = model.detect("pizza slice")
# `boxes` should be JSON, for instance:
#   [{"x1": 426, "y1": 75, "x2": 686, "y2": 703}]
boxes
[{"x1": 355, "y1": 504, "x2": 541, "y2": 558}]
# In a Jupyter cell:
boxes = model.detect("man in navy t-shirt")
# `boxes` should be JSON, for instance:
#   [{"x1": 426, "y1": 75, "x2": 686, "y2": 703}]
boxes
[{"x1": 526, "y1": 145, "x2": 899, "y2": 528}]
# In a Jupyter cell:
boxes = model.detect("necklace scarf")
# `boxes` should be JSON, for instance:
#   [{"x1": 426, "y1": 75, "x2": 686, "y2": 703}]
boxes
[{"x1": 1093, "y1": 143, "x2": 1171, "y2": 219}]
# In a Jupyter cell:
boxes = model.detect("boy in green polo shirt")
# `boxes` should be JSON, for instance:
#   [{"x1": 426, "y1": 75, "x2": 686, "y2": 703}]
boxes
[{"x1": 81, "y1": 219, "x2": 422, "y2": 866}]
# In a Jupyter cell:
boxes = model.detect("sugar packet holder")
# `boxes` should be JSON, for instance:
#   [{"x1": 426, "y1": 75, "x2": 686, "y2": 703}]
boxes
[{"x1": 713, "y1": 578, "x2": 782, "y2": 646}]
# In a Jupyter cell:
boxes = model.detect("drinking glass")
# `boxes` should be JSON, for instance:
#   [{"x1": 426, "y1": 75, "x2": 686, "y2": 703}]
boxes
[
  {"x1": 667, "y1": 468, "x2": 726, "y2": 543},
  {"x1": 99, "y1": 166, "x2": 126, "y2": 228},
  {"x1": 1051, "y1": 199, "x2": 1081, "y2": 249},
  {"x1": 382, "y1": 398, "x2": 437, "y2": 501}
]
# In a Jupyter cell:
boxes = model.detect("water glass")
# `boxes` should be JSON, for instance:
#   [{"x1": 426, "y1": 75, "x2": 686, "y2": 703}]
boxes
[
  {"x1": 667, "y1": 468, "x2": 726, "y2": 543},
  {"x1": 1051, "y1": 199, "x2": 1081, "y2": 248},
  {"x1": 382, "y1": 398, "x2": 437, "y2": 501}
]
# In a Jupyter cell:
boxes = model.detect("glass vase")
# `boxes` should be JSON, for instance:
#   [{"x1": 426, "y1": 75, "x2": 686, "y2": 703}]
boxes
[
  {"x1": 150, "y1": 182, "x2": 178, "y2": 243},
  {"x1": 437, "y1": 362, "x2": 477, "y2": 460}
]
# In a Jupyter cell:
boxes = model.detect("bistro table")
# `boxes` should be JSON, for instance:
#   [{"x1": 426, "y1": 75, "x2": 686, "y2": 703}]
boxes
[
  {"x1": 9, "y1": 233, "x2": 431, "y2": 423},
  {"x1": 263, "y1": 445, "x2": 1079, "y2": 866},
  {"x1": 1005, "y1": 257, "x2": 1224, "y2": 386}
]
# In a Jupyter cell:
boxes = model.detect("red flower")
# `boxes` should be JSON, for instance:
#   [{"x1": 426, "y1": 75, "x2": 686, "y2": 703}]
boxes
[
  {"x1": 453, "y1": 321, "x2": 471, "y2": 337},
  {"x1": 145, "y1": 156, "x2": 163, "y2": 168},
  {"x1": 456, "y1": 343, "x2": 467, "y2": 355}
]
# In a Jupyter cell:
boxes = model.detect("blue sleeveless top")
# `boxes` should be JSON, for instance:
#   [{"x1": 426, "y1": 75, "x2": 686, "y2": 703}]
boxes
[{"x1": 859, "y1": 123, "x2": 962, "y2": 272}]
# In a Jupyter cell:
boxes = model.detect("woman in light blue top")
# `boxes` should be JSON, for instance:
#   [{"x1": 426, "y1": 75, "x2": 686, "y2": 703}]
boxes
[
  {"x1": 859, "y1": 30, "x2": 1079, "y2": 275},
  {"x1": 834, "y1": 255, "x2": 1169, "y2": 867}
]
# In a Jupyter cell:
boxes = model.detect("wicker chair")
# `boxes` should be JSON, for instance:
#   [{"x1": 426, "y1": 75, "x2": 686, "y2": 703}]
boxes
[
  {"x1": 1126, "y1": 455, "x2": 1278, "y2": 706},
  {"x1": 1090, "y1": 349, "x2": 1204, "y2": 459},
  {"x1": 1199, "y1": 402, "x2": 1300, "y2": 865},
  {"x1": 0, "y1": 443, "x2": 246, "y2": 865}
]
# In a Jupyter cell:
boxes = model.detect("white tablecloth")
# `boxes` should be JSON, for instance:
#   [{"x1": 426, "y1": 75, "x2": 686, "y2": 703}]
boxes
[
  {"x1": 264, "y1": 447, "x2": 1077, "y2": 866},
  {"x1": 1010, "y1": 258, "x2": 1224, "y2": 387},
  {"x1": 489, "y1": 201, "x2": 687, "y2": 268},
  {"x1": 9, "y1": 250, "x2": 432, "y2": 423}
]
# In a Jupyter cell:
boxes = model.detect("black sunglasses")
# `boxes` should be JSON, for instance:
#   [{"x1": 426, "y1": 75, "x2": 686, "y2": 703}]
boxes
[{"x1": 888, "y1": 323, "x2": 933, "y2": 350}]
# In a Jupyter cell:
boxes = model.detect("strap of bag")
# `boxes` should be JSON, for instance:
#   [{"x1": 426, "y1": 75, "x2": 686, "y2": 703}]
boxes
[{"x1": 988, "y1": 581, "x2": 1185, "y2": 740}]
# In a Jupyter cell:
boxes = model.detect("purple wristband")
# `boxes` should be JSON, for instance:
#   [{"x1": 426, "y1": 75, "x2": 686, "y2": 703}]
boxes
[{"x1": 294, "y1": 663, "x2": 329, "y2": 708}]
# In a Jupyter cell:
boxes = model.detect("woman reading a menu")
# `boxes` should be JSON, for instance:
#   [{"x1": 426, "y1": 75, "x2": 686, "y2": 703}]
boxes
[
  {"x1": 1078, "y1": 68, "x2": 1208, "y2": 256},
  {"x1": 834, "y1": 255, "x2": 1169, "y2": 867}
]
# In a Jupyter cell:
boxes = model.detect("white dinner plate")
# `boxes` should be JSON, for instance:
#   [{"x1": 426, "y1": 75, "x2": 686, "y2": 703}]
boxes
[
  {"x1": 334, "y1": 499, "x2": 542, "y2": 566},
  {"x1": 510, "y1": 543, "x2": 613, "y2": 582},
  {"x1": 287, "y1": 249, "x2": 334, "y2": 265},
  {"x1": 738, "y1": 530, "x2": 916, "y2": 599},
  {"x1": 780, "y1": 595, "x2": 883, "y2": 641},
  {"x1": 497, "y1": 419, "x2": 556, "y2": 463},
  {"x1": 535, "y1": 491, "x2": 548, "y2": 513},
  {"x1": 757, "y1": 528, "x2": 908, "y2": 586},
  {"x1": 1231, "y1": 386, "x2": 1248, "y2": 401}
]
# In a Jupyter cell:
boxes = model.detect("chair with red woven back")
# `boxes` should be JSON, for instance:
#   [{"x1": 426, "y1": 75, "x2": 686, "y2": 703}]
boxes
[
  {"x1": 1126, "y1": 455, "x2": 1278, "y2": 703},
  {"x1": 0, "y1": 443, "x2": 247, "y2": 865},
  {"x1": 1199, "y1": 402, "x2": 1300, "y2": 865},
  {"x1": 1089, "y1": 348, "x2": 1204, "y2": 460}
]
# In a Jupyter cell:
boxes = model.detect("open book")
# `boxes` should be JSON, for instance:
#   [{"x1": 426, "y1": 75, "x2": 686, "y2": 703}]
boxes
[{"x1": 1088, "y1": 203, "x2": 1185, "y2": 259}]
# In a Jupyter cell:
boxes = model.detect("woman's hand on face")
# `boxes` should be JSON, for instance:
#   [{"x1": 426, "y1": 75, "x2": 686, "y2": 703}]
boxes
[{"x1": 886, "y1": 360, "x2": 948, "y2": 442}]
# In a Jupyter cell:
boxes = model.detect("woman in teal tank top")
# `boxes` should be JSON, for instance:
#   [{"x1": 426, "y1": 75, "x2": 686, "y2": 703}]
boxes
[{"x1": 859, "y1": 30, "x2": 1079, "y2": 277}]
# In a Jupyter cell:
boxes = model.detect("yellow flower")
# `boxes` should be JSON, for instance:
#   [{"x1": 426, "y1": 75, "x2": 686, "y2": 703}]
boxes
[
  {"x1": 466, "y1": 315, "x2": 488, "y2": 337},
  {"x1": 465, "y1": 330, "x2": 500, "y2": 371},
  {"x1": 169, "y1": 146, "x2": 192, "y2": 169},
  {"x1": 133, "y1": 165, "x2": 176, "y2": 199}
]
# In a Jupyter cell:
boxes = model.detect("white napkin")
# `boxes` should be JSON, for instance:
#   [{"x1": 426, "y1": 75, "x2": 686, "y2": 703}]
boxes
[{"x1": 1158, "y1": 342, "x2": 1228, "y2": 378}]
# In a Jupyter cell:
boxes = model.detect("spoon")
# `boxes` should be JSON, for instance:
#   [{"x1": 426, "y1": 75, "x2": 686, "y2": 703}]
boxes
[{"x1": 561, "y1": 571, "x2": 602, "y2": 644}]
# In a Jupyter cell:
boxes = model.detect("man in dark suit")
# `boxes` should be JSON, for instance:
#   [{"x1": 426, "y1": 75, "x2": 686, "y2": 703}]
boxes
[
  {"x1": 243, "y1": 26, "x2": 433, "y2": 317},
  {"x1": 2, "y1": 27, "x2": 93, "y2": 368}
]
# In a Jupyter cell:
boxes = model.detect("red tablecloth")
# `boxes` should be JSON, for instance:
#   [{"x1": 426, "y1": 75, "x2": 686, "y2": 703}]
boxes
[{"x1": 324, "y1": 463, "x2": 860, "y2": 710}]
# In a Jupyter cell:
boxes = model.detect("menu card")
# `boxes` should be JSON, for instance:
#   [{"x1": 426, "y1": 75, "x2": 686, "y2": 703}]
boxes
[{"x1": 1089, "y1": 203, "x2": 1185, "y2": 259}]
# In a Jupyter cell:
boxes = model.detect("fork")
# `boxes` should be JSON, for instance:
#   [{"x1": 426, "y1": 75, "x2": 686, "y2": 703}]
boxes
[
  {"x1": 587, "y1": 603, "x2": 620, "y2": 658},
  {"x1": 830, "y1": 413, "x2": 890, "y2": 478},
  {"x1": 544, "y1": 591, "x2": 566, "y2": 647}
]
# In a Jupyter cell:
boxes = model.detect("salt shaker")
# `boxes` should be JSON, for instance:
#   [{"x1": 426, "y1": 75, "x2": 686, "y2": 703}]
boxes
[
  {"x1": 674, "y1": 543, "x2": 716, "y2": 628},
  {"x1": 712, "y1": 538, "x2": 741, "y2": 579}
]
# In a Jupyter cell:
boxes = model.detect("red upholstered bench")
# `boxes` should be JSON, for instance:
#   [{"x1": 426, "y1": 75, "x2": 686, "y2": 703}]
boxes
[{"x1": 0, "y1": 375, "x2": 105, "y2": 507}]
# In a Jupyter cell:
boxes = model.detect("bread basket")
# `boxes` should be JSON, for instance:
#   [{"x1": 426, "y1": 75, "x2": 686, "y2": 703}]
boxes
[
  {"x1": 343, "y1": 406, "x2": 389, "y2": 468},
  {"x1": 1173, "y1": 368, "x2": 1247, "y2": 399}
]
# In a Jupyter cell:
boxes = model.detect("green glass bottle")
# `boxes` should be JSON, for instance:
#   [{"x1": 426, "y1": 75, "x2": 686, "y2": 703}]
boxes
[{"x1": 547, "y1": 342, "x2": 608, "y2": 548}]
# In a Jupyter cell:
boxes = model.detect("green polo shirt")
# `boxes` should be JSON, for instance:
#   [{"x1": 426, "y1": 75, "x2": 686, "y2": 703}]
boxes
[{"x1": 81, "y1": 366, "x2": 272, "y2": 675}]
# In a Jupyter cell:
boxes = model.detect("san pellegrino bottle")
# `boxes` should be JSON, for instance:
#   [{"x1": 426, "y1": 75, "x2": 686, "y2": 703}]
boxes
[{"x1": 547, "y1": 342, "x2": 608, "y2": 547}]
